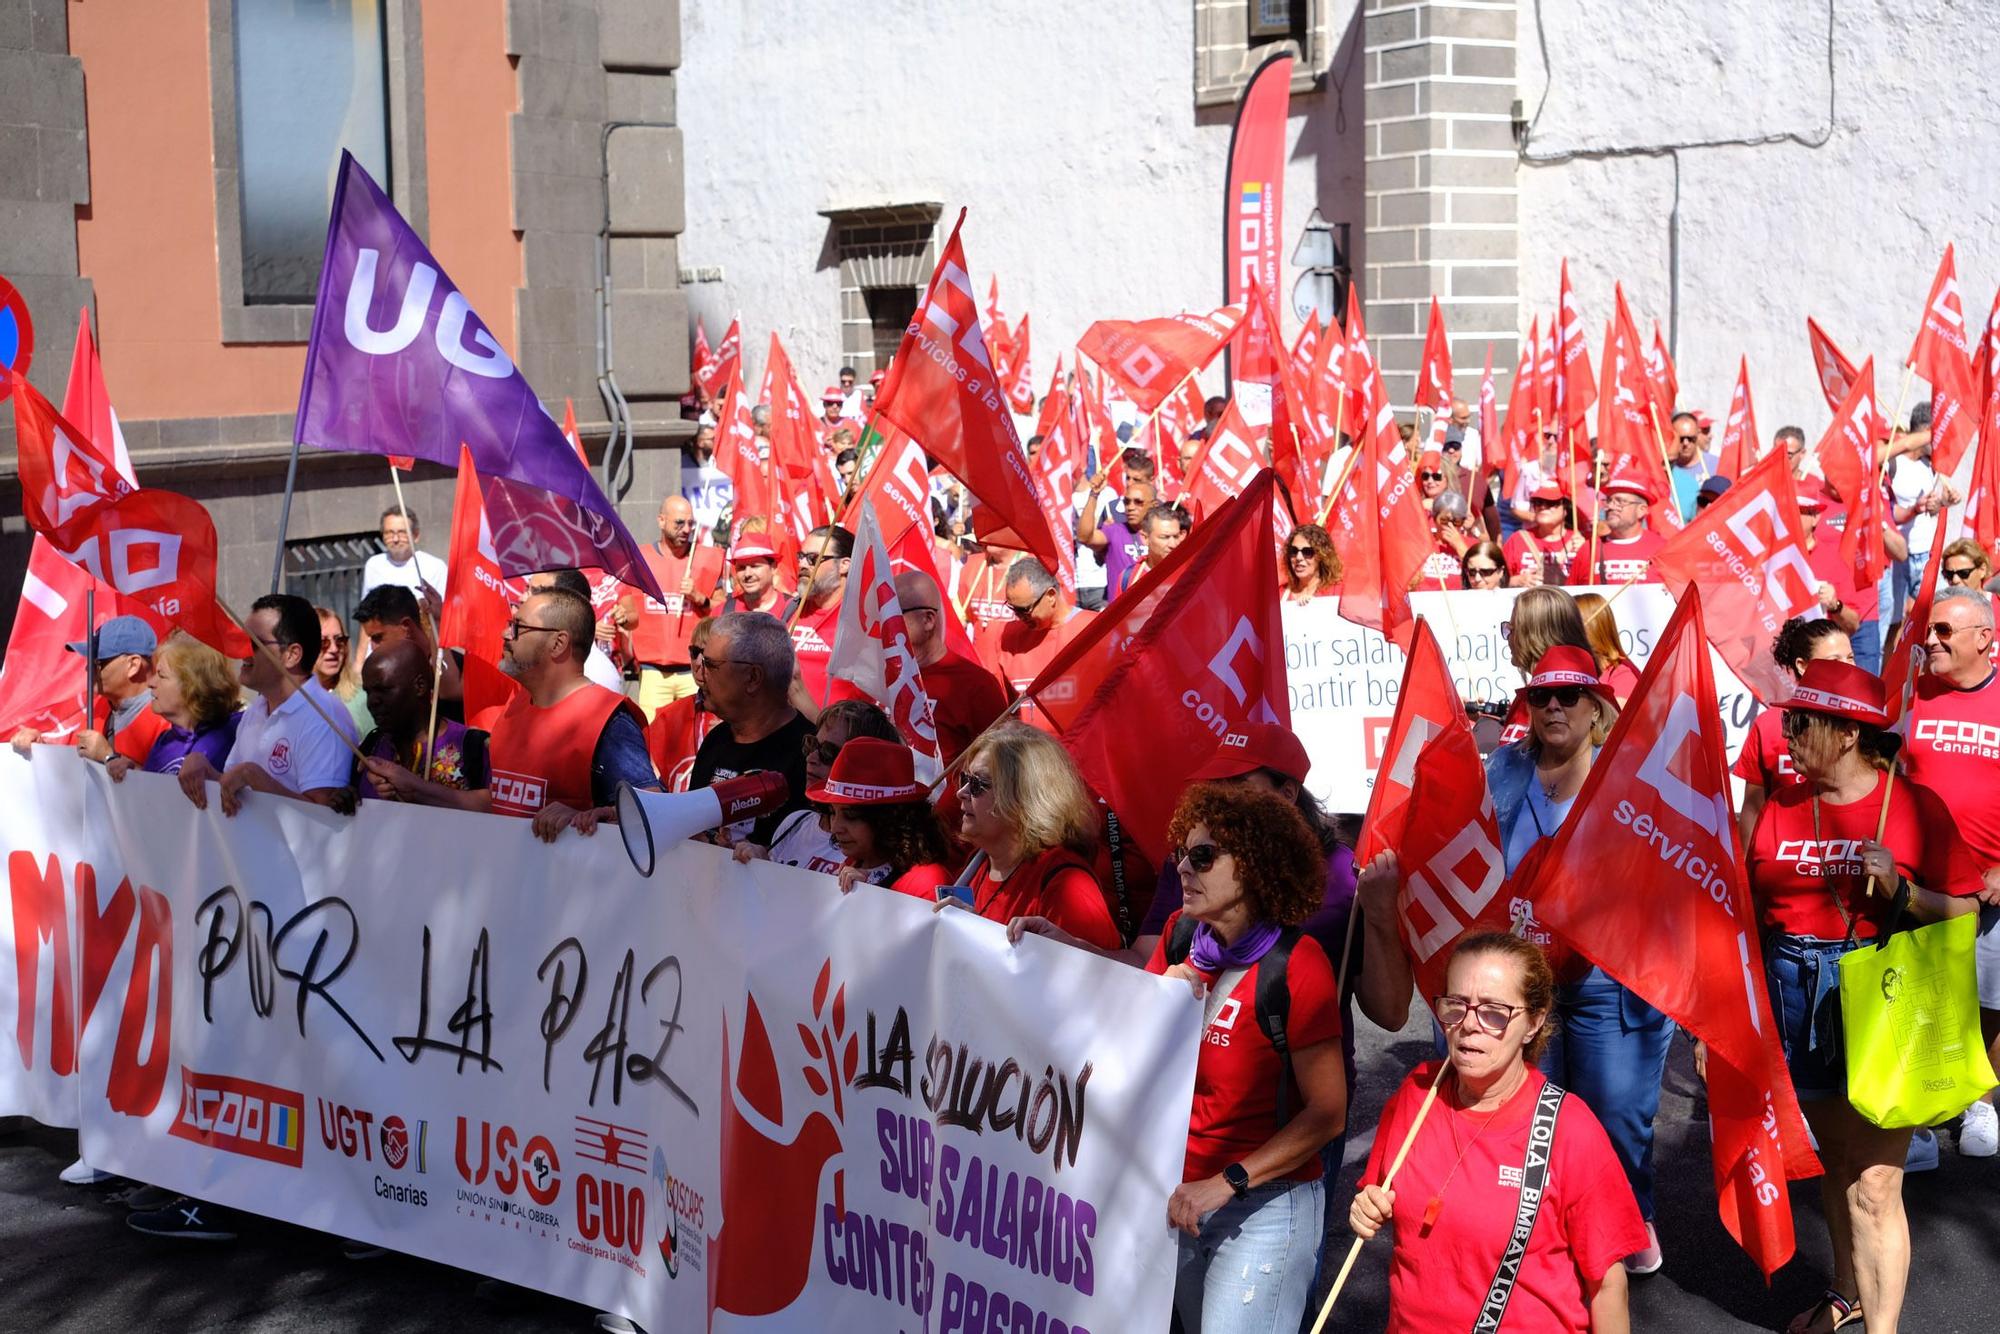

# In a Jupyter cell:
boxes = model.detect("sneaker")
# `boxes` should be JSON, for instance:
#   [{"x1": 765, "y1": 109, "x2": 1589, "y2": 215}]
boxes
[
  {"x1": 1905, "y1": 1128, "x2": 1940, "y2": 1173},
  {"x1": 111, "y1": 1183, "x2": 177, "y2": 1211},
  {"x1": 1622, "y1": 1222, "x2": 1663, "y2": 1275},
  {"x1": 58, "y1": 1158, "x2": 116, "y2": 1186},
  {"x1": 1958, "y1": 1100, "x2": 2000, "y2": 1157},
  {"x1": 128, "y1": 1198, "x2": 238, "y2": 1241}
]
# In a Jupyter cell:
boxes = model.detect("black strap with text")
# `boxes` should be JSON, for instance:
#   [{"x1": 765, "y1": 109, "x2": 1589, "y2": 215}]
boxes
[{"x1": 1471, "y1": 1080, "x2": 1566, "y2": 1334}]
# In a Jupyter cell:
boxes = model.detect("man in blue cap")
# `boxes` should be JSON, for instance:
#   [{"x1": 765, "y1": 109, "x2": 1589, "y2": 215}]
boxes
[{"x1": 8, "y1": 614, "x2": 168, "y2": 765}]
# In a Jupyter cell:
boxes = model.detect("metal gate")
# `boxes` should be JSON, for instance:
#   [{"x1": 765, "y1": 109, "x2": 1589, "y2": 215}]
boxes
[{"x1": 281, "y1": 533, "x2": 378, "y2": 629}]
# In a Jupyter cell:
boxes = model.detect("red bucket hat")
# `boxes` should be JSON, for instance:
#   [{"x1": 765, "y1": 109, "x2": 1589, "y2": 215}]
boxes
[
  {"x1": 1528, "y1": 480, "x2": 1566, "y2": 504},
  {"x1": 1189, "y1": 722, "x2": 1312, "y2": 785},
  {"x1": 806, "y1": 737, "x2": 928, "y2": 805},
  {"x1": 1514, "y1": 645, "x2": 1618, "y2": 709},
  {"x1": 729, "y1": 538, "x2": 779, "y2": 565},
  {"x1": 1788, "y1": 658, "x2": 1889, "y2": 727}
]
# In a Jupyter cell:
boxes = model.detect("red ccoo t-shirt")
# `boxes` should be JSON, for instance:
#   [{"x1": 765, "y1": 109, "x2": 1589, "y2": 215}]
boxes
[
  {"x1": 1730, "y1": 706, "x2": 1800, "y2": 792},
  {"x1": 1365, "y1": 1062, "x2": 1648, "y2": 1334},
  {"x1": 1901, "y1": 669, "x2": 2000, "y2": 869},
  {"x1": 1146, "y1": 911, "x2": 1342, "y2": 1184},
  {"x1": 971, "y1": 846, "x2": 1119, "y2": 950}
]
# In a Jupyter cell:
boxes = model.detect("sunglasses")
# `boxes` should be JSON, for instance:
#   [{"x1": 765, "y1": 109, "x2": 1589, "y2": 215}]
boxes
[
  {"x1": 1008, "y1": 589, "x2": 1050, "y2": 621},
  {"x1": 1174, "y1": 843, "x2": 1222, "y2": 873},
  {"x1": 960, "y1": 772, "x2": 994, "y2": 798},
  {"x1": 1464, "y1": 564, "x2": 1501, "y2": 578},
  {"x1": 1675, "y1": 434, "x2": 1700, "y2": 445},
  {"x1": 1943, "y1": 566, "x2": 1979, "y2": 583},
  {"x1": 1287, "y1": 545, "x2": 1317, "y2": 559},
  {"x1": 1434, "y1": 996, "x2": 1525, "y2": 1037},
  {"x1": 1420, "y1": 471, "x2": 1444, "y2": 481},
  {"x1": 324, "y1": 634, "x2": 349, "y2": 648},
  {"x1": 801, "y1": 736, "x2": 843, "y2": 764},
  {"x1": 1927, "y1": 621, "x2": 1989, "y2": 643},
  {"x1": 1525, "y1": 685, "x2": 1586, "y2": 709}
]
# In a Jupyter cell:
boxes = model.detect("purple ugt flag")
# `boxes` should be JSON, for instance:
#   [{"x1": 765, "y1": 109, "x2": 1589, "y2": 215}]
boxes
[{"x1": 294, "y1": 152, "x2": 662, "y2": 599}]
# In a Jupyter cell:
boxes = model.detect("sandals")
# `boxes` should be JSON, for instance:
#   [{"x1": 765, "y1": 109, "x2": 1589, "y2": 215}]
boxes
[{"x1": 1786, "y1": 1288, "x2": 1863, "y2": 1334}]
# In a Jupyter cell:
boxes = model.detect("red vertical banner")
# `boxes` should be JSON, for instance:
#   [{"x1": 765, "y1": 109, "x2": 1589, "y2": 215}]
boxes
[{"x1": 1223, "y1": 52, "x2": 1292, "y2": 385}]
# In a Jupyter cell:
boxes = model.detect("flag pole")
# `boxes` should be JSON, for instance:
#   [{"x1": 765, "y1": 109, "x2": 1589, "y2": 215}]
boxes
[
  {"x1": 1877, "y1": 362, "x2": 1917, "y2": 485},
  {"x1": 1308, "y1": 1069, "x2": 1446, "y2": 1334},
  {"x1": 218, "y1": 601, "x2": 371, "y2": 769},
  {"x1": 270, "y1": 436, "x2": 303, "y2": 592},
  {"x1": 1581, "y1": 570, "x2": 1646, "y2": 627},
  {"x1": 83, "y1": 584, "x2": 95, "y2": 735},
  {"x1": 388, "y1": 460, "x2": 444, "y2": 764}
]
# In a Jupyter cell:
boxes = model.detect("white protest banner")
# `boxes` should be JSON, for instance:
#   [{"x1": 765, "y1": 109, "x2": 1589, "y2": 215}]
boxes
[
  {"x1": 0, "y1": 750, "x2": 1199, "y2": 1333},
  {"x1": 1284, "y1": 587, "x2": 1758, "y2": 812}
]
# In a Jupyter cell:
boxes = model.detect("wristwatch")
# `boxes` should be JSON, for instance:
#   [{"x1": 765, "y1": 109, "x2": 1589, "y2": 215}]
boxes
[{"x1": 1223, "y1": 1162, "x2": 1251, "y2": 1199}]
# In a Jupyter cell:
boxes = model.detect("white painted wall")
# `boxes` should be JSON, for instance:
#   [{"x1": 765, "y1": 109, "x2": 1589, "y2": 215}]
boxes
[
  {"x1": 1515, "y1": 0, "x2": 2000, "y2": 435},
  {"x1": 677, "y1": 0, "x2": 1366, "y2": 397}
]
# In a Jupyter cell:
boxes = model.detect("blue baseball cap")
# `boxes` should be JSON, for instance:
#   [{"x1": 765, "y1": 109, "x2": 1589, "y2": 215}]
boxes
[{"x1": 66, "y1": 615, "x2": 158, "y2": 662}]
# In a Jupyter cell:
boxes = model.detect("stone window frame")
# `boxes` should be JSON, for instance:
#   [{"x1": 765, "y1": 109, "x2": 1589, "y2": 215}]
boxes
[
  {"x1": 819, "y1": 202, "x2": 943, "y2": 376},
  {"x1": 1194, "y1": 0, "x2": 1334, "y2": 108},
  {"x1": 206, "y1": 0, "x2": 429, "y2": 344}
]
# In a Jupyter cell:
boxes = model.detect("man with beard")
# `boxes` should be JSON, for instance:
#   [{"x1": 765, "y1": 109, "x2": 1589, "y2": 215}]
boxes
[{"x1": 784, "y1": 524, "x2": 853, "y2": 708}]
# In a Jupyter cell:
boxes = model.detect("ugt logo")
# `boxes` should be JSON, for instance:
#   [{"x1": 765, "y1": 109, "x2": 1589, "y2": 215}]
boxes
[{"x1": 343, "y1": 247, "x2": 512, "y2": 380}]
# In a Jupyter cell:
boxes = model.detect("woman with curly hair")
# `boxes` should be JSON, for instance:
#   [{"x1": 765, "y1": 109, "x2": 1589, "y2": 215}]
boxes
[
  {"x1": 1282, "y1": 522, "x2": 1342, "y2": 604},
  {"x1": 814, "y1": 737, "x2": 956, "y2": 899},
  {"x1": 1015, "y1": 783, "x2": 1348, "y2": 1331}
]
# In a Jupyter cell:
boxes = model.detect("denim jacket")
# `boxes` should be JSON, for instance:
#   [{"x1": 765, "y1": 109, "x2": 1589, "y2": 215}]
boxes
[{"x1": 1486, "y1": 740, "x2": 1601, "y2": 872}]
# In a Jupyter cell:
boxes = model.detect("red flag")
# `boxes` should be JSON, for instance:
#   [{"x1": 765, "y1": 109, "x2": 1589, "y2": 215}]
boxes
[
  {"x1": 1805, "y1": 316, "x2": 1858, "y2": 415},
  {"x1": 1472, "y1": 344, "x2": 1499, "y2": 500},
  {"x1": 829, "y1": 500, "x2": 943, "y2": 765},
  {"x1": 1533, "y1": 314, "x2": 1559, "y2": 430},
  {"x1": 1289, "y1": 318, "x2": 1320, "y2": 388},
  {"x1": 1882, "y1": 514, "x2": 1947, "y2": 727},
  {"x1": 1907, "y1": 245, "x2": 1980, "y2": 474},
  {"x1": 1654, "y1": 445, "x2": 1819, "y2": 705},
  {"x1": 438, "y1": 445, "x2": 516, "y2": 655},
  {"x1": 694, "y1": 315, "x2": 740, "y2": 398},
  {"x1": 886, "y1": 519, "x2": 980, "y2": 664},
  {"x1": 1646, "y1": 320, "x2": 1679, "y2": 418},
  {"x1": 1356, "y1": 619, "x2": 1468, "y2": 865},
  {"x1": 1970, "y1": 288, "x2": 2000, "y2": 554},
  {"x1": 1224, "y1": 53, "x2": 1291, "y2": 354},
  {"x1": 1493, "y1": 324, "x2": 1538, "y2": 503},
  {"x1": 1555, "y1": 261, "x2": 1597, "y2": 430},
  {"x1": 693, "y1": 317, "x2": 713, "y2": 387},
  {"x1": 1514, "y1": 589, "x2": 1820, "y2": 1278},
  {"x1": 1415, "y1": 297, "x2": 1453, "y2": 413},
  {"x1": 1003, "y1": 312, "x2": 1035, "y2": 415},
  {"x1": 1596, "y1": 290, "x2": 1681, "y2": 532},
  {"x1": 1713, "y1": 357, "x2": 1761, "y2": 481},
  {"x1": 871, "y1": 212, "x2": 1066, "y2": 587},
  {"x1": 1816, "y1": 358, "x2": 1888, "y2": 587},
  {"x1": 1030, "y1": 473, "x2": 1288, "y2": 862},
  {"x1": 1393, "y1": 721, "x2": 1509, "y2": 1005},
  {"x1": 560, "y1": 398, "x2": 588, "y2": 465},
  {"x1": 1256, "y1": 277, "x2": 1327, "y2": 510},
  {"x1": 1170, "y1": 375, "x2": 1208, "y2": 441},
  {"x1": 1323, "y1": 333, "x2": 1428, "y2": 649},
  {"x1": 842, "y1": 421, "x2": 932, "y2": 544},
  {"x1": 1078, "y1": 305, "x2": 1243, "y2": 415}
]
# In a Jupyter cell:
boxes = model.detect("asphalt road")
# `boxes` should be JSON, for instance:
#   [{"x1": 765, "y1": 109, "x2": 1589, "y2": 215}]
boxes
[{"x1": 6, "y1": 995, "x2": 2000, "y2": 1332}]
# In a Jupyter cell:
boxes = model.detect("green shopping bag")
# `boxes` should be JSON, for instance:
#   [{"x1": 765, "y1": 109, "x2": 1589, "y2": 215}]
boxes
[{"x1": 1840, "y1": 905, "x2": 1998, "y2": 1129}]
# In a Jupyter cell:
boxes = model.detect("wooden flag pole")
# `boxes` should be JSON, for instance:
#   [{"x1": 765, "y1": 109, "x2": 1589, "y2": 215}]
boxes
[
  {"x1": 83, "y1": 584, "x2": 96, "y2": 737},
  {"x1": 388, "y1": 461, "x2": 445, "y2": 765},
  {"x1": 1309, "y1": 1070, "x2": 1446, "y2": 1334},
  {"x1": 1581, "y1": 571, "x2": 1646, "y2": 627},
  {"x1": 1877, "y1": 362, "x2": 1917, "y2": 486}
]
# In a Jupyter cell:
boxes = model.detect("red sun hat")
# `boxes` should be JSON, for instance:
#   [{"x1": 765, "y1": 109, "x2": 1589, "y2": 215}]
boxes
[
  {"x1": 729, "y1": 538, "x2": 780, "y2": 565},
  {"x1": 1788, "y1": 658, "x2": 1889, "y2": 727},
  {"x1": 1190, "y1": 722, "x2": 1312, "y2": 785},
  {"x1": 806, "y1": 737, "x2": 928, "y2": 805},
  {"x1": 1419, "y1": 449, "x2": 1445, "y2": 472},
  {"x1": 1599, "y1": 460, "x2": 1656, "y2": 502},
  {"x1": 1528, "y1": 480, "x2": 1566, "y2": 503},
  {"x1": 1794, "y1": 479, "x2": 1829, "y2": 513},
  {"x1": 1515, "y1": 645, "x2": 1619, "y2": 709},
  {"x1": 821, "y1": 386, "x2": 845, "y2": 403}
]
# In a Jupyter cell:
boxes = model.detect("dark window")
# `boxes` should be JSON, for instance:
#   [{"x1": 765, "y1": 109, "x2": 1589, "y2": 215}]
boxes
[{"x1": 865, "y1": 289, "x2": 919, "y2": 373}]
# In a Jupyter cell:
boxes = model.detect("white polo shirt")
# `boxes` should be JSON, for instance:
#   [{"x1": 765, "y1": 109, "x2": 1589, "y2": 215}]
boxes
[
  {"x1": 226, "y1": 679, "x2": 359, "y2": 793},
  {"x1": 360, "y1": 549, "x2": 448, "y2": 597}
]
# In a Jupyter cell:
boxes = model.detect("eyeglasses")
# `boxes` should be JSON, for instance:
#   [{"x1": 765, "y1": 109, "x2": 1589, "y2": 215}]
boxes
[
  {"x1": 503, "y1": 621, "x2": 562, "y2": 640},
  {"x1": 960, "y1": 771, "x2": 994, "y2": 798},
  {"x1": 1529, "y1": 498, "x2": 1564, "y2": 509},
  {"x1": 1943, "y1": 565, "x2": 1979, "y2": 583},
  {"x1": 1173, "y1": 843, "x2": 1222, "y2": 873},
  {"x1": 1675, "y1": 434, "x2": 1700, "y2": 445},
  {"x1": 1435, "y1": 995, "x2": 1526, "y2": 1037},
  {"x1": 1464, "y1": 564, "x2": 1501, "y2": 578},
  {"x1": 1007, "y1": 588, "x2": 1052, "y2": 621},
  {"x1": 1287, "y1": 545, "x2": 1317, "y2": 559},
  {"x1": 1122, "y1": 494, "x2": 1150, "y2": 508},
  {"x1": 801, "y1": 736, "x2": 843, "y2": 765},
  {"x1": 1525, "y1": 685, "x2": 1586, "y2": 709},
  {"x1": 324, "y1": 634, "x2": 349, "y2": 648},
  {"x1": 1927, "y1": 621, "x2": 1990, "y2": 643}
]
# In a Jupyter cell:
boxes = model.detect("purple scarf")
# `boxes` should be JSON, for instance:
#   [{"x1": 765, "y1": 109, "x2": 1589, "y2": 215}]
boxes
[{"x1": 1187, "y1": 919, "x2": 1284, "y2": 972}]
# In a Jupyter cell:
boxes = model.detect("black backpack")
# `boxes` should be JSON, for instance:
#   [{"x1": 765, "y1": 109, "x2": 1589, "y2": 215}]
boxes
[{"x1": 1165, "y1": 917, "x2": 1300, "y2": 1126}]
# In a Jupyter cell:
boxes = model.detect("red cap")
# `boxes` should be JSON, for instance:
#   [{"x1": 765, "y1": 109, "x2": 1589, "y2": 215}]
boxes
[
  {"x1": 1189, "y1": 722, "x2": 1311, "y2": 784},
  {"x1": 1514, "y1": 645, "x2": 1618, "y2": 709},
  {"x1": 730, "y1": 538, "x2": 779, "y2": 565},
  {"x1": 1599, "y1": 460, "x2": 1656, "y2": 502},
  {"x1": 870, "y1": 370, "x2": 888, "y2": 386},
  {"x1": 821, "y1": 386, "x2": 845, "y2": 403},
  {"x1": 1695, "y1": 413, "x2": 1714, "y2": 429},
  {"x1": 1528, "y1": 480, "x2": 1566, "y2": 503},
  {"x1": 1788, "y1": 658, "x2": 1888, "y2": 727},
  {"x1": 1795, "y1": 480, "x2": 1829, "y2": 514},
  {"x1": 1419, "y1": 450, "x2": 1445, "y2": 473},
  {"x1": 806, "y1": 737, "x2": 927, "y2": 805}
]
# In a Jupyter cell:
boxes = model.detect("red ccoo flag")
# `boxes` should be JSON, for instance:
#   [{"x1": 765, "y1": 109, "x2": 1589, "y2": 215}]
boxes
[
  {"x1": 1713, "y1": 357, "x2": 1761, "y2": 481},
  {"x1": 1805, "y1": 316, "x2": 1858, "y2": 415},
  {"x1": 692, "y1": 317, "x2": 713, "y2": 388},
  {"x1": 1416, "y1": 298, "x2": 1453, "y2": 452},
  {"x1": 1392, "y1": 720, "x2": 1508, "y2": 1005},
  {"x1": 1003, "y1": 312, "x2": 1035, "y2": 415},
  {"x1": 1029, "y1": 472, "x2": 1288, "y2": 862},
  {"x1": 1597, "y1": 287, "x2": 1682, "y2": 533},
  {"x1": 1078, "y1": 305, "x2": 1243, "y2": 416},
  {"x1": 1969, "y1": 287, "x2": 2000, "y2": 554},
  {"x1": 561, "y1": 398, "x2": 588, "y2": 465},
  {"x1": 1646, "y1": 320, "x2": 1679, "y2": 418},
  {"x1": 1816, "y1": 357, "x2": 1889, "y2": 588},
  {"x1": 1554, "y1": 260, "x2": 1597, "y2": 432},
  {"x1": 871, "y1": 212, "x2": 1067, "y2": 587},
  {"x1": 1882, "y1": 513, "x2": 1947, "y2": 727},
  {"x1": 694, "y1": 314, "x2": 740, "y2": 399},
  {"x1": 1355, "y1": 618, "x2": 1468, "y2": 866},
  {"x1": 1655, "y1": 444, "x2": 1819, "y2": 705},
  {"x1": 1907, "y1": 245, "x2": 1980, "y2": 474},
  {"x1": 1322, "y1": 322, "x2": 1428, "y2": 650},
  {"x1": 829, "y1": 500, "x2": 943, "y2": 766},
  {"x1": 1511, "y1": 588, "x2": 1820, "y2": 1279},
  {"x1": 438, "y1": 445, "x2": 523, "y2": 725}
]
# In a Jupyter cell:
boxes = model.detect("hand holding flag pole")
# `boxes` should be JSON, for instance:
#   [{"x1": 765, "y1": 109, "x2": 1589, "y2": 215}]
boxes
[{"x1": 1309, "y1": 1070, "x2": 1446, "y2": 1334}]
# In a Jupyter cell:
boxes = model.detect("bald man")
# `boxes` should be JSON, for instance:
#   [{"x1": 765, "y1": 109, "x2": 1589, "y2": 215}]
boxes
[
  {"x1": 894, "y1": 569, "x2": 1006, "y2": 764},
  {"x1": 356, "y1": 639, "x2": 485, "y2": 797},
  {"x1": 623, "y1": 494, "x2": 723, "y2": 719}
]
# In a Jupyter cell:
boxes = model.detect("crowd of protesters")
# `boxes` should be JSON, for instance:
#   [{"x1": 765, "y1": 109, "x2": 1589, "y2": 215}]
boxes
[{"x1": 9, "y1": 356, "x2": 2000, "y2": 1334}]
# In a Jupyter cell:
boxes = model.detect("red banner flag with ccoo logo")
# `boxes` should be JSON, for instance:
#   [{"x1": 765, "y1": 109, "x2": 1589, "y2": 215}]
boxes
[
  {"x1": 1511, "y1": 588, "x2": 1821, "y2": 1279},
  {"x1": 871, "y1": 211, "x2": 1067, "y2": 588},
  {"x1": 1713, "y1": 357, "x2": 1761, "y2": 481},
  {"x1": 438, "y1": 444, "x2": 523, "y2": 724},
  {"x1": 1031, "y1": 472, "x2": 1288, "y2": 862},
  {"x1": 1654, "y1": 444, "x2": 1818, "y2": 705},
  {"x1": 1078, "y1": 306, "x2": 1243, "y2": 416},
  {"x1": 1598, "y1": 286, "x2": 1683, "y2": 533},
  {"x1": 1355, "y1": 618, "x2": 1468, "y2": 866},
  {"x1": 1322, "y1": 324, "x2": 1428, "y2": 650},
  {"x1": 1816, "y1": 357, "x2": 1888, "y2": 588},
  {"x1": 830, "y1": 500, "x2": 943, "y2": 766},
  {"x1": 1970, "y1": 287, "x2": 2000, "y2": 554},
  {"x1": 1907, "y1": 245, "x2": 1980, "y2": 474},
  {"x1": 1555, "y1": 260, "x2": 1597, "y2": 432},
  {"x1": 1394, "y1": 720, "x2": 1509, "y2": 1005},
  {"x1": 1224, "y1": 51, "x2": 1292, "y2": 382},
  {"x1": 695, "y1": 314, "x2": 739, "y2": 399},
  {"x1": 1805, "y1": 316, "x2": 1857, "y2": 415},
  {"x1": 1415, "y1": 296, "x2": 1453, "y2": 415}
]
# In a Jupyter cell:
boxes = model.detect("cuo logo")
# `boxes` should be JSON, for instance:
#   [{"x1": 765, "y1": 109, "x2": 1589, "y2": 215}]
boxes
[
  {"x1": 343, "y1": 248, "x2": 512, "y2": 379},
  {"x1": 913, "y1": 259, "x2": 992, "y2": 374},
  {"x1": 1633, "y1": 693, "x2": 1730, "y2": 842},
  {"x1": 1723, "y1": 492, "x2": 1818, "y2": 609},
  {"x1": 1119, "y1": 343, "x2": 1167, "y2": 388},
  {"x1": 59, "y1": 529, "x2": 182, "y2": 598}
]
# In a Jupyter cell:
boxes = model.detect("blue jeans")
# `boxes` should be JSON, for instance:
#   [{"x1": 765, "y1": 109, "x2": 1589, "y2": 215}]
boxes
[
  {"x1": 1174, "y1": 1177, "x2": 1325, "y2": 1334},
  {"x1": 1850, "y1": 618, "x2": 1882, "y2": 677},
  {"x1": 1540, "y1": 965, "x2": 1671, "y2": 1220},
  {"x1": 1763, "y1": 931, "x2": 1862, "y2": 1101}
]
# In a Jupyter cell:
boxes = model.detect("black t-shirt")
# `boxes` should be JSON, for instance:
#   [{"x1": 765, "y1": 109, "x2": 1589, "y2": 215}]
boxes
[{"x1": 688, "y1": 711, "x2": 814, "y2": 844}]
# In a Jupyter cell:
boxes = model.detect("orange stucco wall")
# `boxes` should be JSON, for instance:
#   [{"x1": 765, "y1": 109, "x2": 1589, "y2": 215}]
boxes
[{"x1": 70, "y1": 0, "x2": 519, "y2": 422}]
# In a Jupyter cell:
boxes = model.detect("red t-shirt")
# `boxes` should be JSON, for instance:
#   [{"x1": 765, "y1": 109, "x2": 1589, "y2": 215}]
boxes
[
  {"x1": 790, "y1": 599, "x2": 841, "y2": 707},
  {"x1": 1805, "y1": 533, "x2": 1878, "y2": 623},
  {"x1": 643, "y1": 693, "x2": 714, "y2": 793},
  {"x1": 1590, "y1": 530, "x2": 1664, "y2": 585},
  {"x1": 1420, "y1": 538, "x2": 1461, "y2": 590},
  {"x1": 1365, "y1": 1062, "x2": 1648, "y2": 1334},
  {"x1": 1146, "y1": 911, "x2": 1342, "y2": 1184},
  {"x1": 1599, "y1": 658, "x2": 1641, "y2": 706},
  {"x1": 1902, "y1": 669, "x2": 2000, "y2": 868},
  {"x1": 1730, "y1": 706, "x2": 1799, "y2": 791},
  {"x1": 971, "y1": 846, "x2": 1119, "y2": 949},
  {"x1": 1747, "y1": 771, "x2": 1970, "y2": 939},
  {"x1": 1503, "y1": 529, "x2": 1580, "y2": 586},
  {"x1": 629, "y1": 543, "x2": 722, "y2": 666},
  {"x1": 979, "y1": 609, "x2": 1096, "y2": 733},
  {"x1": 919, "y1": 650, "x2": 1008, "y2": 765},
  {"x1": 886, "y1": 862, "x2": 952, "y2": 900},
  {"x1": 953, "y1": 555, "x2": 1014, "y2": 640}
]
